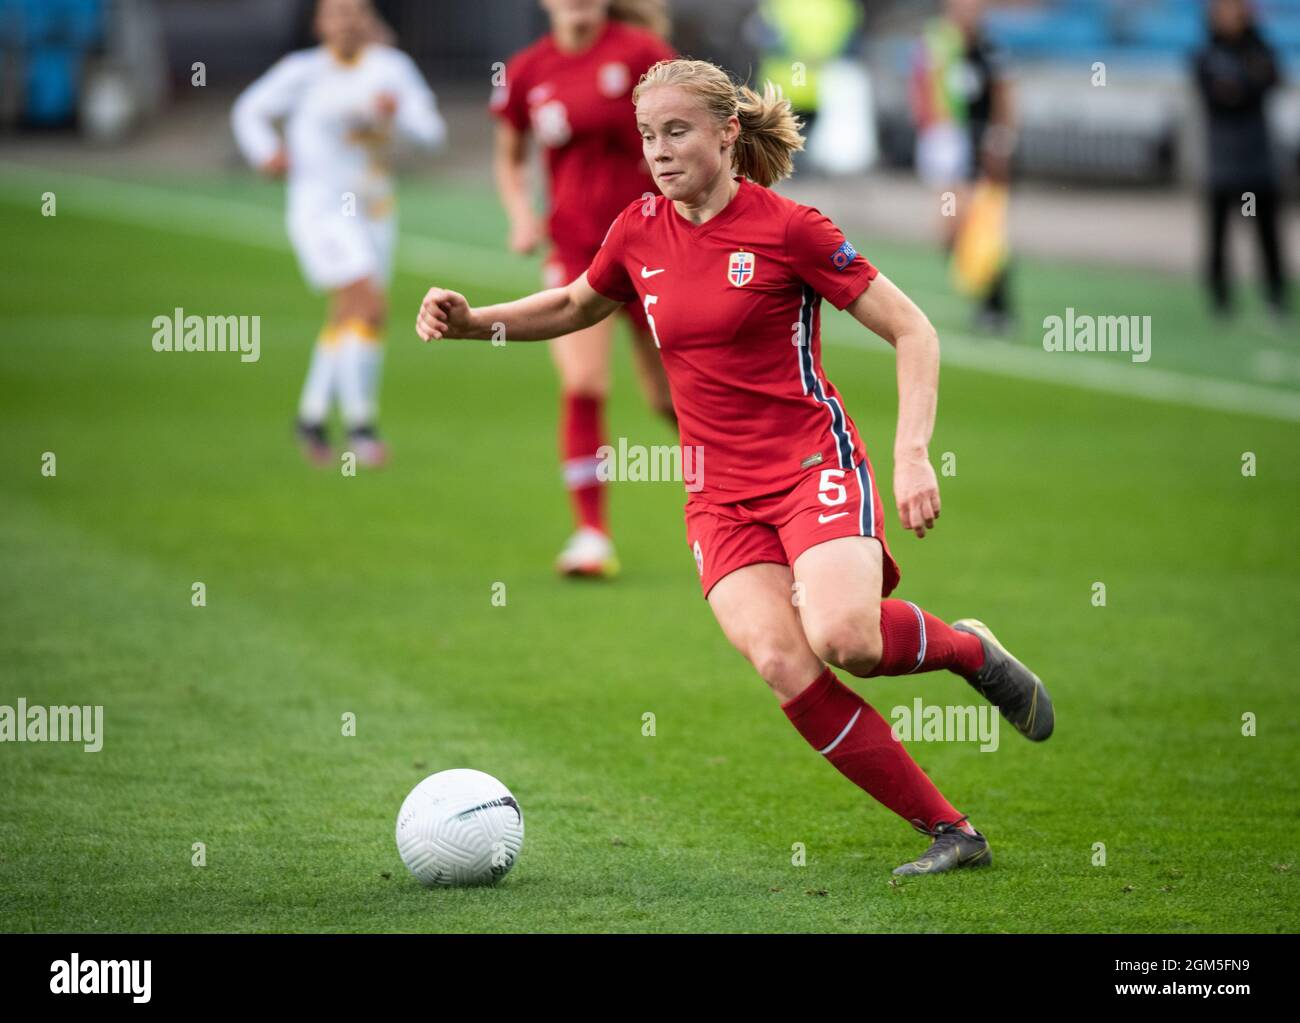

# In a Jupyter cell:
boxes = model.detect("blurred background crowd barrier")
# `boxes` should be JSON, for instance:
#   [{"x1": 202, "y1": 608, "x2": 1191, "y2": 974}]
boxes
[{"x1": 1, "y1": 0, "x2": 1296, "y2": 187}]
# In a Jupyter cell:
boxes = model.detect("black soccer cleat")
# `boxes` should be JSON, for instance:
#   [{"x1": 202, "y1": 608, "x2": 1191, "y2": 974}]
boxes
[
  {"x1": 953, "y1": 618, "x2": 1054, "y2": 742},
  {"x1": 892, "y1": 816, "x2": 992, "y2": 876},
  {"x1": 346, "y1": 424, "x2": 389, "y2": 468},
  {"x1": 296, "y1": 419, "x2": 332, "y2": 467}
]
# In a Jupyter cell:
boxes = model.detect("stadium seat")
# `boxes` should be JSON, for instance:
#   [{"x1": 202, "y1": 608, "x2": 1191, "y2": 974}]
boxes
[
  {"x1": 1258, "y1": 13, "x2": 1300, "y2": 52},
  {"x1": 3, "y1": 0, "x2": 105, "y2": 124},
  {"x1": 25, "y1": 47, "x2": 80, "y2": 123},
  {"x1": 1122, "y1": 7, "x2": 1205, "y2": 56},
  {"x1": 981, "y1": 0, "x2": 1300, "y2": 69},
  {"x1": 984, "y1": 10, "x2": 1108, "y2": 59}
]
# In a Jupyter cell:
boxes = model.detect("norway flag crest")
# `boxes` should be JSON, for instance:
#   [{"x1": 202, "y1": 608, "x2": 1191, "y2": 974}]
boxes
[{"x1": 727, "y1": 250, "x2": 755, "y2": 287}]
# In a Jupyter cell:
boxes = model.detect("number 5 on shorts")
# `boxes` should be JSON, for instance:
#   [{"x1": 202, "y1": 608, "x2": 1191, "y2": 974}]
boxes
[{"x1": 818, "y1": 468, "x2": 847, "y2": 506}]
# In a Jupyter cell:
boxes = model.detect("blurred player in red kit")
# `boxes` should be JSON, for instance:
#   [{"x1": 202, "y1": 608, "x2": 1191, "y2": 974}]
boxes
[
  {"x1": 491, "y1": 0, "x2": 677, "y2": 577},
  {"x1": 426, "y1": 58, "x2": 1055, "y2": 875}
]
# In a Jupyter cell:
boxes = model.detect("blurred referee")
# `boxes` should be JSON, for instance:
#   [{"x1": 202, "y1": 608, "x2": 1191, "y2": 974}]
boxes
[{"x1": 1193, "y1": 0, "x2": 1291, "y2": 321}]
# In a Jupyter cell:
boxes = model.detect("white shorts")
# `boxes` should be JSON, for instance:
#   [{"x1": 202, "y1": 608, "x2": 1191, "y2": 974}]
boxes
[
  {"x1": 287, "y1": 206, "x2": 395, "y2": 293},
  {"x1": 915, "y1": 123, "x2": 972, "y2": 188}
]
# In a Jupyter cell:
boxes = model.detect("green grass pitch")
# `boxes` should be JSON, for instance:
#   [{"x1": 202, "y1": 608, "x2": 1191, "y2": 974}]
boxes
[{"x1": 0, "y1": 166, "x2": 1297, "y2": 932}]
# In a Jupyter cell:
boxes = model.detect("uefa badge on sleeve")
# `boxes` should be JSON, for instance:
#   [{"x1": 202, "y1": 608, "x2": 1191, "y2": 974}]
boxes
[
  {"x1": 830, "y1": 240, "x2": 857, "y2": 271},
  {"x1": 728, "y1": 249, "x2": 755, "y2": 287}
]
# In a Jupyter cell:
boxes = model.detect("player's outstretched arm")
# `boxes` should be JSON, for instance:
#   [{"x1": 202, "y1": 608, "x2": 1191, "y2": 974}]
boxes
[
  {"x1": 846, "y1": 271, "x2": 942, "y2": 539},
  {"x1": 494, "y1": 123, "x2": 543, "y2": 255},
  {"x1": 231, "y1": 54, "x2": 306, "y2": 175},
  {"x1": 389, "y1": 53, "x2": 448, "y2": 151},
  {"x1": 415, "y1": 272, "x2": 621, "y2": 343}
]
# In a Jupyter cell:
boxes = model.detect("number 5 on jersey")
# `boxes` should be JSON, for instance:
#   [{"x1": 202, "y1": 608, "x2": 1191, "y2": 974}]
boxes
[{"x1": 643, "y1": 293, "x2": 662, "y2": 349}]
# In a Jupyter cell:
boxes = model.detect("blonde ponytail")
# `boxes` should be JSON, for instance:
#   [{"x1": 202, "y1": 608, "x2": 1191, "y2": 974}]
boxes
[
  {"x1": 633, "y1": 59, "x2": 805, "y2": 188},
  {"x1": 732, "y1": 80, "x2": 806, "y2": 188}
]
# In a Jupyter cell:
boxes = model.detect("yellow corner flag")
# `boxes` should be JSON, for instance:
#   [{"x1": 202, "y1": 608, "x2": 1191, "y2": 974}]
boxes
[{"x1": 952, "y1": 180, "x2": 1009, "y2": 297}]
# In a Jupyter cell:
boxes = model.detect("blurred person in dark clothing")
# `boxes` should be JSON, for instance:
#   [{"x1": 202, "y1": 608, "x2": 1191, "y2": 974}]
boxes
[
  {"x1": 910, "y1": 0, "x2": 1016, "y2": 333},
  {"x1": 1193, "y1": 0, "x2": 1290, "y2": 320}
]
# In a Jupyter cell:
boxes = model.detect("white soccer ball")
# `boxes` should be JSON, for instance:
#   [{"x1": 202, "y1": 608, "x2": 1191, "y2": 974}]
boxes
[{"x1": 395, "y1": 769, "x2": 524, "y2": 887}]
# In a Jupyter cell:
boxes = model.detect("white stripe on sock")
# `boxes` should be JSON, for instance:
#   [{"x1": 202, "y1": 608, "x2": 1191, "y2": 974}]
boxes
[
  {"x1": 906, "y1": 601, "x2": 927, "y2": 673},
  {"x1": 563, "y1": 456, "x2": 602, "y2": 489},
  {"x1": 818, "y1": 707, "x2": 862, "y2": 755}
]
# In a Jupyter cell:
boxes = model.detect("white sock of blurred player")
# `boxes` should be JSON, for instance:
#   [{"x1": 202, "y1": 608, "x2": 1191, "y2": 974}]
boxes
[
  {"x1": 296, "y1": 325, "x2": 340, "y2": 466},
  {"x1": 299, "y1": 324, "x2": 340, "y2": 425},
  {"x1": 337, "y1": 318, "x2": 387, "y2": 465}
]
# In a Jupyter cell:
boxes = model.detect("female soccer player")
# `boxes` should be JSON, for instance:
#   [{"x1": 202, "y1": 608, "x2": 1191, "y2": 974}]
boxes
[
  {"x1": 491, "y1": 0, "x2": 676, "y2": 577},
  {"x1": 418, "y1": 59, "x2": 1054, "y2": 875},
  {"x1": 233, "y1": 0, "x2": 446, "y2": 467}
]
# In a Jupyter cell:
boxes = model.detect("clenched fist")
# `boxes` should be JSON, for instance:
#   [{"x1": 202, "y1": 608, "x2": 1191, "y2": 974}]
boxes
[
  {"x1": 416, "y1": 287, "x2": 475, "y2": 341},
  {"x1": 894, "y1": 452, "x2": 941, "y2": 538},
  {"x1": 260, "y1": 150, "x2": 289, "y2": 179}
]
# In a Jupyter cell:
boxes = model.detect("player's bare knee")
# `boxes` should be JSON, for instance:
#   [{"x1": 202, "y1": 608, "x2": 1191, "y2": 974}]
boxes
[
  {"x1": 349, "y1": 287, "x2": 384, "y2": 331},
  {"x1": 747, "y1": 641, "x2": 803, "y2": 692},
  {"x1": 808, "y1": 621, "x2": 881, "y2": 677},
  {"x1": 843, "y1": 634, "x2": 883, "y2": 677},
  {"x1": 365, "y1": 293, "x2": 387, "y2": 331}
]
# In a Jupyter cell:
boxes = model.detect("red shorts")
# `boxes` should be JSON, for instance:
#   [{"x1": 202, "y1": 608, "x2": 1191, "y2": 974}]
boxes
[
  {"x1": 544, "y1": 245, "x2": 649, "y2": 333},
  {"x1": 685, "y1": 459, "x2": 902, "y2": 599}
]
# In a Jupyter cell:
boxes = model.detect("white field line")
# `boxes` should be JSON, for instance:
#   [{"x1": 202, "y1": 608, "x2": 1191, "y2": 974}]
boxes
[
  {"x1": 823, "y1": 329, "x2": 1300, "y2": 422},
  {"x1": 0, "y1": 162, "x2": 533, "y2": 280},
  {"x1": 4, "y1": 162, "x2": 1300, "y2": 423}
]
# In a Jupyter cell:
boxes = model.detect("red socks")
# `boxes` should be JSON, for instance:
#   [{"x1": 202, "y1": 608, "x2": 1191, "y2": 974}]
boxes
[
  {"x1": 869, "y1": 599, "x2": 985, "y2": 678},
  {"x1": 560, "y1": 393, "x2": 606, "y2": 534},
  {"x1": 781, "y1": 667, "x2": 968, "y2": 833}
]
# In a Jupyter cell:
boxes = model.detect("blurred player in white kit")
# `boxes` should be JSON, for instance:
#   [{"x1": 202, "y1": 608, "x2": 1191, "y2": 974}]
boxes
[{"x1": 232, "y1": 0, "x2": 446, "y2": 466}]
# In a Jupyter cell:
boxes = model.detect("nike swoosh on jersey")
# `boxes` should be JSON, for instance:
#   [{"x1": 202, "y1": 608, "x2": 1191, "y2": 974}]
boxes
[
  {"x1": 817, "y1": 512, "x2": 850, "y2": 523},
  {"x1": 640, "y1": 266, "x2": 666, "y2": 278}
]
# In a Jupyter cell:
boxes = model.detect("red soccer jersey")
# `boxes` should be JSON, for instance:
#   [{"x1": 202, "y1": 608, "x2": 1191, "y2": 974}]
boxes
[
  {"x1": 585, "y1": 176, "x2": 879, "y2": 501},
  {"x1": 489, "y1": 20, "x2": 676, "y2": 258}
]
